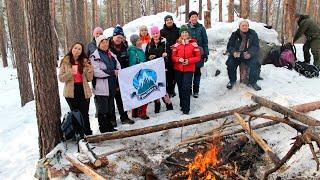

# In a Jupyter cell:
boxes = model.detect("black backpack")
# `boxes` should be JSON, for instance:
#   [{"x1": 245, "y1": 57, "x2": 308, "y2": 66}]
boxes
[
  {"x1": 61, "y1": 109, "x2": 85, "y2": 141},
  {"x1": 294, "y1": 61, "x2": 319, "y2": 78}
]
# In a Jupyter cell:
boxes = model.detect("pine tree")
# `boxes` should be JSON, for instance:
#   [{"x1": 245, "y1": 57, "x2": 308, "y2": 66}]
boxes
[
  {"x1": 228, "y1": 0, "x2": 234, "y2": 22},
  {"x1": 0, "y1": 1, "x2": 8, "y2": 67}
]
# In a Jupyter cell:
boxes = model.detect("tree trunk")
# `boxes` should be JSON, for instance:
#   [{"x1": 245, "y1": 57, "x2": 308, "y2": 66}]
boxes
[
  {"x1": 228, "y1": 0, "x2": 234, "y2": 22},
  {"x1": 5, "y1": 0, "x2": 34, "y2": 106},
  {"x1": 152, "y1": 0, "x2": 157, "y2": 14},
  {"x1": 22, "y1": 0, "x2": 32, "y2": 63},
  {"x1": 76, "y1": 1, "x2": 86, "y2": 45},
  {"x1": 315, "y1": 0, "x2": 320, "y2": 24},
  {"x1": 207, "y1": 0, "x2": 211, "y2": 10},
  {"x1": 258, "y1": 0, "x2": 264, "y2": 22},
  {"x1": 185, "y1": 0, "x2": 189, "y2": 23},
  {"x1": 176, "y1": 0, "x2": 180, "y2": 16},
  {"x1": 306, "y1": 0, "x2": 312, "y2": 15},
  {"x1": 275, "y1": 0, "x2": 281, "y2": 30},
  {"x1": 50, "y1": 0, "x2": 58, "y2": 64},
  {"x1": 83, "y1": 0, "x2": 89, "y2": 42},
  {"x1": 283, "y1": 0, "x2": 296, "y2": 43},
  {"x1": 61, "y1": 0, "x2": 68, "y2": 53},
  {"x1": 86, "y1": 104, "x2": 260, "y2": 143},
  {"x1": 116, "y1": 0, "x2": 121, "y2": 25},
  {"x1": 69, "y1": 0, "x2": 77, "y2": 46},
  {"x1": 0, "y1": 2, "x2": 8, "y2": 67},
  {"x1": 204, "y1": 11, "x2": 211, "y2": 28},
  {"x1": 199, "y1": 0, "x2": 203, "y2": 20},
  {"x1": 27, "y1": 0, "x2": 61, "y2": 158},
  {"x1": 92, "y1": 0, "x2": 98, "y2": 29},
  {"x1": 219, "y1": 0, "x2": 222, "y2": 22},
  {"x1": 139, "y1": 0, "x2": 146, "y2": 16},
  {"x1": 240, "y1": 0, "x2": 250, "y2": 19},
  {"x1": 267, "y1": 0, "x2": 273, "y2": 26}
]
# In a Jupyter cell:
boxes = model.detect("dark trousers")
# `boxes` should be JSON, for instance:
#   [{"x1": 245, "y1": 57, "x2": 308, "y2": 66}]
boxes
[
  {"x1": 113, "y1": 89, "x2": 129, "y2": 120},
  {"x1": 175, "y1": 71, "x2": 193, "y2": 113},
  {"x1": 166, "y1": 68, "x2": 176, "y2": 95},
  {"x1": 193, "y1": 67, "x2": 201, "y2": 93},
  {"x1": 303, "y1": 39, "x2": 320, "y2": 66},
  {"x1": 226, "y1": 57, "x2": 260, "y2": 85},
  {"x1": 66, "y1": 83, "x2": 92, "y2": 135},
  {"x1": 94, "y1": 95, "x2": 115, "y2": 133}
]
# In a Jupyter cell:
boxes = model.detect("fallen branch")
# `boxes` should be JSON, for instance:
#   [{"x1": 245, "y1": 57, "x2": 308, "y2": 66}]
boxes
[
  {"x1": 66, "y1": 154, "x2": 106, "y2": 180},
  {"x1": 234, "y1": 113, "x2": 280, "y2": 164},
  {"x1": 248, "y1": 93, "x2": 320, "y2": 126},
  {"x1": 86, "y1": 104, "x2": 260, "y2": 143}
]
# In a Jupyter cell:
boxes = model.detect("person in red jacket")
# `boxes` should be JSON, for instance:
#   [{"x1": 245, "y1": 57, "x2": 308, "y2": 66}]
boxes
[{"x1": 172, "y1": 25, "x2": 201, "y2": 114}]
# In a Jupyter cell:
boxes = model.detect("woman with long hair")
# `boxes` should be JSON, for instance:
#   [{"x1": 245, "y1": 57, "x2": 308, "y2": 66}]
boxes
[{"x1": 59, "y1": 42, "x2": 93, "y2": 135}]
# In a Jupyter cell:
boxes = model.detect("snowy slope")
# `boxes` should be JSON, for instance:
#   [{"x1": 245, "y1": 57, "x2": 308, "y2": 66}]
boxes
[{"x1": 1, "y1": 0, "x2": 320, "y2": 179}]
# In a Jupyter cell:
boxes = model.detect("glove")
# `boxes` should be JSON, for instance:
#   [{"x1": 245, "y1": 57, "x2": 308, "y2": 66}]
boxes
[
  {"x1": 233, "y1": 52, "x2": 241, "y2": 58},
  {"x1": 243, "y1": 52, "x2": 251, "y2": 60},
  {"x1": 203, "y1": 55, "x2": 208, "y2": 62}
]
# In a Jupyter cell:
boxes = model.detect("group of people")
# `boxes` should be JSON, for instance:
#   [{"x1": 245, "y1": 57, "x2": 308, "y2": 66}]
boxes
[{"x1": 58, "y1": 10, "x2": 320, "y2": 135}]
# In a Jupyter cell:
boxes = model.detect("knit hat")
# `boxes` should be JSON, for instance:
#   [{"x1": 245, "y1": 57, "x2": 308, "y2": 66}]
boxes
[
  {"x1": 139, "y1": 25, "x2": 148, "y2": 31},
  {"x1": 179, "y1": 25, "x2": 189, "y2": 35},
  {"x1": 188, "y1": 11, "x2": 198, "y2": 19},
  {"x1": 164, "y1": 15, "x2": 173, "y2": 22},
  {"x1": 130, "y1": 34, "x2": 140, "y2": 46},
  {"x1": 150, "y1": 25, "x2": 160, "y2": 35},
  {"x1": 93, "y1": 27, "x2": 103, "y2": 37},
  {"x1": 113, "y1": 25, "x2": 124, "y2": 36},
  {"x1": 96, "y1": 35, "x2": 109, "y2": 47}
]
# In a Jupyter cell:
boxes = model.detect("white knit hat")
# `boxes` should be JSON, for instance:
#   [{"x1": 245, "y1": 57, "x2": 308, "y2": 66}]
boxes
[{"x1": 96, "y1": 35, "x2": 109, "y2": 47}]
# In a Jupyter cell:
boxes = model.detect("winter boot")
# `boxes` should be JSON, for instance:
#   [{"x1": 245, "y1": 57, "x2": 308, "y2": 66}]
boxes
[
  {"x1": 110, "y1": 117, "x2": 117, "y2": 127},
  {"x1": 226, "y1": 81, "x2": 236, "y2": 89},
  {"x1": 121, "y1": 115, "x2": 135, "y2": 125},
  {"x1": 193, "y1": 85, "x2": 199, "y2": 98},
  {"x1": 154, "y1": 101, "x2": 161, "y2": 113},
  {"x1": 98, "y1": 114, "x2": 117, "y2": 133},
  {"x1": 166, "y1": 103, "x2": 173, "y2": 111},
  {"x1": 248, "y1": 83, "x2": 261, "y2": 91}
]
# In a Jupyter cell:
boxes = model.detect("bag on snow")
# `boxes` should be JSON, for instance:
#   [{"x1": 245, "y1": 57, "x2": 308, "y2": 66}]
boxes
[
  {"x1": 294, "y1": 61, "x2": 319, "y2": 78},
  {"x1": 61, "y1": 109, "x2": 85, "y2": 141},
  {"x1": 277, "y1": 43, "x2": 296, "y2": 69}
]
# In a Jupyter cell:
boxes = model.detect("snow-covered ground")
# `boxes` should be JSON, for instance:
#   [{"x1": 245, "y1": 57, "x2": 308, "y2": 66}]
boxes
[{"x1": 1, "y1": 0, "x2": 320, "y2": 179}]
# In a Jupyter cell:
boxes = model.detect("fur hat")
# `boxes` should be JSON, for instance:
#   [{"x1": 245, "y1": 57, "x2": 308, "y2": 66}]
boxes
[
  {"x1": 179, "y1": 25, "x2": 189, "y2": 35},
  {"x1": 188, "y1": 11, "x2": 198, "y2": 19},
  {"x1": 130, "y1": 34, "x2": 140, "y2": 46},
  {"x1": 93, "y1": 27, "x2": 103, "y2": 37},
  {"x1": 164, "y1": 15, "x2": 173, "y2": 22},
  {"x1": 96, "y1": 35, "x2": 109, "y2": 47},
  {"x1": 113, "y1": 25, "x2": 124, "y2": 36},
  {"x1": 150, "y1": 25, "x2": 160, "y2": 35}
]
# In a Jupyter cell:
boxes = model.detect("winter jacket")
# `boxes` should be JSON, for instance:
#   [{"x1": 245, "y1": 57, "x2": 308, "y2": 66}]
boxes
[
  {"x1": 227, "y1": 29, "x2": 260, "y2": 58},
  {"x1": 90, "y1": 49, "x2": 121, "y2": 96},
  {"x1": 59, "y1": 56, "x2": 93, "y2": 99},
  {"x1": 140, "y1": 34, "x2": 151, "y2": 44},
  {"x1": 187, "y1": 22, "x2": 209, "y2": 68},
  {"x1": 128, "y1": 45, "x2": 147, "y2": 66},
  {"x1": 171, "y1": 38, "x2": 201, "y2": 72},
  {"x1": 86, "y1": 38, "x2": 97, "y2": 56},
  {"x1": 160, "y1": 23, "x2": 180, "y2": 48},
  {"x1": 109, "y1": 38, "x2": 129, "y2": 68},
  {"x1": 293, "y1": 15, "x2": 320, "y2": 42},
  {"x1": 145, "y1": 37, "x2": 171, "y2": 69}
]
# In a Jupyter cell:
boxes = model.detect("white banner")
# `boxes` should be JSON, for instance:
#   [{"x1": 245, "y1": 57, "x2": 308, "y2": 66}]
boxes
[{"x1": 118, "y1": 57, "x2": 167, "y2": 111}]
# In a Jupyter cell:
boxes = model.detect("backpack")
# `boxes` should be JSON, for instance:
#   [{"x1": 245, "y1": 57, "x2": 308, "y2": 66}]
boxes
[
  {"x1": 294, "y1": 61, "x2": 319, "y2": 78},
  {"x1": 277, "y1": 43, "x2": 296, "y2": 69},
  {"x1": 61, "y1": 109, "x2": 85, "y2": 141}
]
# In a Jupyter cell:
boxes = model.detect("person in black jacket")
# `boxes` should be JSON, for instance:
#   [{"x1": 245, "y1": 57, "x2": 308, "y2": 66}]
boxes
[
  {"x1": 226, "y1": 20, "x2": 261, "y2": 91},
  {"x1": 108, "y1": 25, "x2": 135, "y2": 126},
  {"x1": 160, "y1": 15, "x2": 180, "y2": 97},
  {"x1": 146, "y1": 25, "x2": 174, "y2": 113},
  {"x1": 86, "y1": 27, "x2": 104, "y2": 56}
]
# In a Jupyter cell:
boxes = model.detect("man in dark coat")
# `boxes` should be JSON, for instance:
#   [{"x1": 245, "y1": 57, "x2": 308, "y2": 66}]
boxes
[
  {"x1": 293, "y1": 14, "x2": 320, "y2": 66},
  {"x1": 187, "y1": 11, "x2": 209, "y2": 98},
  {"x1": 160, "y1": 15, "x2": 180, "y2": 97},
  {"x1": 86, "y1": 27, "x2": 104, "y2": 56},
  {"x1": 108, "y1": 25, "x2": 134, "y2": 125},
  {"x1": 226, "y1": 20, "x2": 261, "y2": 91}
]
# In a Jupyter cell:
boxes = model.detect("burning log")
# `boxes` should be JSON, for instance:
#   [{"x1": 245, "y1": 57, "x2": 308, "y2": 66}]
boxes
[
  {"x1": 248, "y1": 93, "x2": 320, "y2": 126},
  {"x1": 234, "y1": 113, "x2": 280, "y2": 164},
  {"x1": 86, "y1": 104, "x2": 260, "y2": 143},
  {"x1": 78, "y1": 140, "x2": 102, "y2": 167},
  {"x1": 66, "y1": 154, "x2": 106, "y2": 180}
]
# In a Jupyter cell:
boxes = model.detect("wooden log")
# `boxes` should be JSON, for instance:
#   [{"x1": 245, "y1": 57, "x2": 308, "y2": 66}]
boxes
[
  {"x1": 291, "y1": 101, "x2": 320, "y2": 113},
  {"x1": 234, "y1": 113, "x2": 280, "y2": 164},
  {"x1": 66, "y1": 154, "x2": 106, "y2": 180},
  {"x1": 86, "y1": 104, "x2": 260, "y2": 143},
  {"x1": 98, "y1": 147, "x2": 128, "y2": 157},
  {"x1": 79, "y1": 140, "x2": 102, "y2": 167},
  {"x1": 249, "y1": 93, "x2": 320, "y2": 126}
]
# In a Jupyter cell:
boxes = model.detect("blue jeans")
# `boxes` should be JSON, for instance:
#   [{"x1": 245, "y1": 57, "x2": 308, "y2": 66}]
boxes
[
  {"x1": 175, "y1": 71, "x2": 193, "y2": 112},
  {"x1": 226, "y1": 56, "x2": 260, "y2": 84}
]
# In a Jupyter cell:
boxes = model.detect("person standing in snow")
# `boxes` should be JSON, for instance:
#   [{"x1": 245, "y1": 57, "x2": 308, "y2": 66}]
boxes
[
  {"x1": 86, "y1": 27, "x2": 104, "y2": 56},
  {"x1": 139, "y1": 25, "x2": 151, "y2": 52},
  {"x1": 160, "y1": 15, "x2": 180, "y2": 97},
  {"x1": 172, "y1": 25, "x2": 201, "y2": 115},
  {"x1": 108, "y1": 25, "x2": 135, "y2": 126},
  {"x1": 59, "y1": 42, "x2": 93, "y2": 135},
  {"x1": 293, "y1": 14, "x2": 320, "y2": 67},
  {"x1": 128, "y1": 34, "x2": 150, "y2": 119},
  {"x1": 187, "y1": 11, "x2": 209, "y2": 98},
  {"x1": 91, "y1": 35, "x2": 118, "y2": 133},
  {"x1": 145, "y1": 25, "x2": 174, "y2": 113},
  {"x1": 226, "y1": 20, "x2": 261, "y2": 91}
]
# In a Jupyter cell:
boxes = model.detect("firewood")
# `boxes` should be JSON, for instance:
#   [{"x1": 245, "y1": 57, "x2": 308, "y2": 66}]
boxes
[
  {"x1": 234, "y1": 113, "x2": 280, "y2": 164},
  {"x1": 78, "y1": 140, "x2": 102, "y2": 167},
  {"x1": 291, "y1": 101, "x2": 320, "y2": 113},
  {"x1": 86, "y1": 104, "x2": 260, "y2": 143},
  {"x1": 66, "y1": 154, "x2": 106, "y2": 180},
  {"x1": 47, "y1": 165, "x2": 69, "y2": 178},
  {"x1": 248, "y1": 93, "x2": 320, "y2": 126},
  {"x1": 98, "y1": 147, "x2": 128, "y2": 157}
]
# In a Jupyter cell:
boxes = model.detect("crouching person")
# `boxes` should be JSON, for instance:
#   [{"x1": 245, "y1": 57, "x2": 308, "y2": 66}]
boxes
[
  {"x1": 91, "y1": 35, "x2": 118, "y2": 133},
  {"x1": 226, "y1": 20, "x2": 261, "y2": 91},
  {"x1": 59, "y1": 42, "x2": 93, "y2": 135},
  {"x1": 172, "y1": 25, "x2": 201, "y2": 114}
]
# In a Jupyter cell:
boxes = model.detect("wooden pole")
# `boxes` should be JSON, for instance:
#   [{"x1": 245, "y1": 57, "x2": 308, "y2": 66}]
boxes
[
  {"x1": 234, "y1": 113, "x2": 280, "y2": 164},
  {"x1": 66, "y1": 154, "x2": 106, "y2": 180},
  {"x1": 249, "y1": 93, "x2": 320, "y2": 126},
  {"x1": 86, "y1": 104, "x2": 260, "y2": 143}
]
